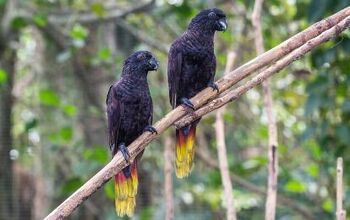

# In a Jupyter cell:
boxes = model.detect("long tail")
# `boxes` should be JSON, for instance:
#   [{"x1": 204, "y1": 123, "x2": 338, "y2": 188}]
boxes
[
  {"x1": 175, "y1": 123, "x2": 197, "y2": 178},
  {"x1": 114, "y1": 161, "x2": 138, "y2": 217}
]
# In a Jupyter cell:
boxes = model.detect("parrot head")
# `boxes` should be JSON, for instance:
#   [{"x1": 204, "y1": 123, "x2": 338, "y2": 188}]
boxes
[
  {"x1": 123, "y1": 51, "x2": 159, "y2": 75},
  {"x1": 188, "y1": 8, "x2": 227, "y2": 33}
]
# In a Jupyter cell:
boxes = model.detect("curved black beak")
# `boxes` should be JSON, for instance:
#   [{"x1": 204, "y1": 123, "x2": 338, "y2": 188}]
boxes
[
  {"x1": 148, "y1": 57, "x2": 159, "y2": 71},
  {"x1": 218, "y1": 18, "x2": 227, "y2": 31}
]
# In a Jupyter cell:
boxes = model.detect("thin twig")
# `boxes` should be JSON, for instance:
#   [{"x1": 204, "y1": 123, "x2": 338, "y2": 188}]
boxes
[
  {"x1": 164, "y1": 136, "x2": 174, "y2": 220},
  {"x1": 336, "y1": 157, "x2": 346, "y2": 220},
  {"x1": 252, "y1": 1, "x2": 278, "y2": 219},
  {"x1": 44, "y1": 9, "x2": 350, "y2": 219},
  {"x1": 47, "y1": 0, "x2": 156, "y2": 24},
  {"x1": 215, "y1": 52, "x2": 237, "y2": 220}
]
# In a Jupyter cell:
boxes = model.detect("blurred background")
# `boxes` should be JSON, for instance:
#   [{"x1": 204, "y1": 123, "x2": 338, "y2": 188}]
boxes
[{"x1": 0, "y1": 0, "x2": 350, "y2": 219}]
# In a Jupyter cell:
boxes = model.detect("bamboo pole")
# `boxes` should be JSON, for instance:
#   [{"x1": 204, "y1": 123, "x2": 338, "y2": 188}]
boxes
[
  {"x1": 336, "y1": 157, "x2": 346, "y2": 220},
  {"x1": 252, "y1": 1, "x2": 279, "y2": 219},
  {"x1": 164, "y1": 137, "x2": 174, "y2": 220},
  {"x1": 215, "y1": 52, "x2": 237, "y2": 220}
]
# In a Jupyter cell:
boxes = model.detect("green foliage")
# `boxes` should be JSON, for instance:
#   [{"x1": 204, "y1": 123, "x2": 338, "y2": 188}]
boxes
[
  {"x1": 25, "y1": 118, "x2": 38, "y2": 132},
  {"x1": 0, "y1": 69, "x2": 7, "y2": 85},
  {"x1": 61, "y1": 177, "x2": 83, "y2": 195},
  {"x1": 33, "y1": 15, "x2": 47, "y2": 27},
  {"x1": 83, "y1": 146, "x2": 108, "y2": 164},
  {"x1": 97, "y1": 48, "x2": 112, "y2": 62},
  {"x1": 91, "y1": 3, "x2": 105, "y2": 17},
  {"x1": 59, "y1": 127, "x2": 73, "y2": 141},
  {"x1": 11, "y1": 17, "x2": 28, "y2": 30},
  {"x1": 39, "y1": 89, "x2": 61, "y2": 107},
  {"x1": 104, "y1": 181, "x2": 114, "y2": 200},
  {"x1": 284, "y1": 180, "x2": 306, "y2": 193},
  {"x1": 69, "y1": 24, "x2": 89, "y2": 48},
  {"x1": 62, "y1": 104, "x2": 77, "y2": 117}
]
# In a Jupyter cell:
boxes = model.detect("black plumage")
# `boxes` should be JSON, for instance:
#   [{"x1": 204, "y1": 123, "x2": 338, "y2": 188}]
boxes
[
  {"x1": 167, "y1": 8, "x2": 227, "y2": 178},
  {"x1": 106, "y1": 50, "x2": 158, "y2": 216}
]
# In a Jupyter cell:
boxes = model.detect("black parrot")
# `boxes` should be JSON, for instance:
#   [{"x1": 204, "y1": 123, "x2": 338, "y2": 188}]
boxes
[
  {"x1": 167, "y1": 8, "x2": 227, "y2": 178},
  {"x1": 106, "y1": 51, "x2": 158, "y2": 217}
]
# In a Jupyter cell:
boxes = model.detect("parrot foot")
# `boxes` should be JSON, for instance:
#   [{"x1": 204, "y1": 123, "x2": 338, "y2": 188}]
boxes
[
  {"x1": 144, "y1": 125, "x2": 158, "y2": 134},
  {"x1": 208, "y1": 82, "x2": 219, "y2": 93},
  {"x1": 180, "y1": 98, "x2": 195, "y2": 110},
  {"x1": 118, "y1": 143, "x2": 130, "y2": 164}
]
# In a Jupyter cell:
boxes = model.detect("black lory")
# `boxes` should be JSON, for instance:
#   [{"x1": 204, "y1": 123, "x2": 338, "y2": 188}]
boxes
[
  {"x1": 167, "y1": 8, "x2": 227, "y2": 178},
  {"x1": 106, "y1": 51, "x2": 158, "y2": 216}
]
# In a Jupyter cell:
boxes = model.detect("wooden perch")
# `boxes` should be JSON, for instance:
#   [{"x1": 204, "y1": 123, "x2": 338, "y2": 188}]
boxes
[
  {"x1": 252, "y1": 0, "x2": 279, "y2": 219},
  {"x1": 336, "y1": 157, "x2": 346, "y2": 220},
  {"x1": 175, "y1": 12, "x2": 350, "y2": 129},
  {"x1": 44, "y1": 8, "x2": 350, "y2": 220}
]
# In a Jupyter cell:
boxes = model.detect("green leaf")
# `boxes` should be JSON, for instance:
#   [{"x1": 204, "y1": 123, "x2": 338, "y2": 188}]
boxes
[
  {"x1": 322, "y1": 198, "x2": 334, "y2": 212},
  {"x1": 69, "y1": 24, "x2": 88, "y2": 40},
  {"x1": 25, "y1": 118, "x2": 38, "y2": 132},
  {"x1": 83, "y1": 146, "x2": 108, "y2": 164},
  {"x1": 11, "y1": 17, "x2": 28, "y2": 30},
  {"x1": 59, "y1": 127, "x2": 73, "y2": 141},
  {"x1": 104, "y1": 180, "x2": 114, "y2": 200},
  {"x1": 0, "y1": 69, "x2": 8, "y2": 84},
  {"x1": 91, "y1": 3, "x2": 105, "y2": 17},
  {"x1": 284, "y1": 180, "x2": 306, "y2": 193},
  {"x1": 257, "y1": 124, "x2": 268, "y2": 140},
  {"x1": 62, "y1": 104, "x2": 77, "y2": 117},
  {"x1": 223, "y1": 112, "x2": 234, "y2": 123},
  {"x1": 98, "y1": 48, "x2": 111, "y2": 61},
  {"x1": 61, "y1": 177, "x2": 83, "y2": 194},
  {"x1": 33, "y1": 15, "x2": 47, "y2": 27},
  {"x1": 39, "y1": 89, "x2": 60, "y2": 107},
  {"x1": 306, "y1": 163, "x2": 319, "y2": 177}
]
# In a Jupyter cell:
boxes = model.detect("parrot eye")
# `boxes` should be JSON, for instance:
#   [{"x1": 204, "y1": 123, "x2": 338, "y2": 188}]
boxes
[
  {"x1": 208, "y1": 12, "x2": 217, "y2": 19},
  {"x1": 137, "y1": 53, "x2": 146, "y2": 60}
]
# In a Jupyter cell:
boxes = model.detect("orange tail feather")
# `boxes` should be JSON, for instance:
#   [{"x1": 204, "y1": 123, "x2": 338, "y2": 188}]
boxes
[
  {"x1": 114, "y1": 162, "x2": 138, "y2": 217},
  {"x1": 175, "y1": 124, "x2": 197, "y2": 178}
]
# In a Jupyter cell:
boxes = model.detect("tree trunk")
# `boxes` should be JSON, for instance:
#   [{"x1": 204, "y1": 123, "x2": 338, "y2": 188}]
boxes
[{"x1": 0, "y1": 47, "x2": 16, "y2": 220}]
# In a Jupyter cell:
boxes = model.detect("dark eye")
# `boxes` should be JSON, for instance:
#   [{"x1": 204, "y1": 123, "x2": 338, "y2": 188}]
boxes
[
  {"x1": 137, "y1": 53, "x2": 146, "y2": 60},
  {"x1": 208, "y1": 12, "x2": 217, "y2": 19}
]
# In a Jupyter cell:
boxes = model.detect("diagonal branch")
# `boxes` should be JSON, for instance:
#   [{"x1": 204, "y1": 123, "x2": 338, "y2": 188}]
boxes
[
  {"x1": 175, "y1": 14, "x2": 350, "y2": 129},
  {"x1": 252, "y1": 1, "x2": 279, "y2": 220},
  {"x1": 44, "y1": 8, "x2": 350, "y2": 220}
]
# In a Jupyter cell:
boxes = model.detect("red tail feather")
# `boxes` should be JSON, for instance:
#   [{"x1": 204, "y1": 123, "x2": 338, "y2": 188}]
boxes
[{"x1": 114, "y1": 161, "x2": 138, "y2": 217}]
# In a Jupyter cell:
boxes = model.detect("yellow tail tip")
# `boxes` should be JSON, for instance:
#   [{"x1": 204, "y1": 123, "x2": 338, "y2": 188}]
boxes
[
  {"x1": 114, "y1": 162, "x2": 139, "y2": 217},
  {"x1": 115, "y1": 197, "x2": 136, "y2": 217},
  {"x1": 175, "y1": 126, "x2": 196, "y2": 178}
]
